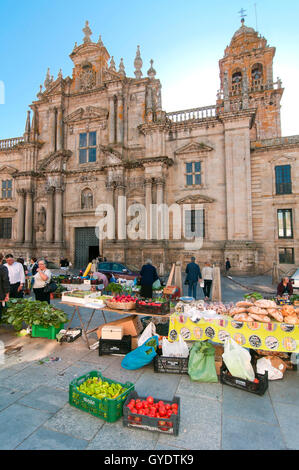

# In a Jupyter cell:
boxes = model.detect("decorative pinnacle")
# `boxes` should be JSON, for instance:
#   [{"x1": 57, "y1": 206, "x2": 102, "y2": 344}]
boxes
[
  {"x1": 58, "y1": 69, "x2": 63, "y2": 79},
  {"x1": 134, "y1": 45, "x2": 143, "y2": 79},
  {"x1": 83, "y1": 20, "x2": 92, "y2": 43},
  {"x1": 147, "y1": 59, "x2": 156, "y2": 79},
  {"x1": 98, "y1": 35, "x2": 104, "y2": 46},
  {"x1": 44, "y1": 68, "x2": 51, "y2": 88},
  {"x1": 109, "y1": 56, "x2": 116, "y2": 71},
  {"x1": 119, "y1": 58, "x2": 126, "y2": 76}
]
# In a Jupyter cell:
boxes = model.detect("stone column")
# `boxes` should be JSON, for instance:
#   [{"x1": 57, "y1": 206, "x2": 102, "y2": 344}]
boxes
[
  {"x1": 117, "y1": 95, "x2": 124, "y2": 143},
  {"x1": 156, "y1": 178, "x2": 164, "y2": 240},
  {"x1": 117, "y1": 185, "x2": 126, "y2": 241},
  {"x1": 46, "y1": 187, "x2": 54, "y2": 243},
  {"x1": 25, "y1": 190, "x2": 34, "y2": 243},
  {"x1": 54, "y1": 187, "x2": 63, "y2": 243},
  {"x1": 145, "y1": 178, "x2": 152, "y2": 240},
  {"x1": 16, "y1": 189, "x2": 25, "y2": 243},
  {"x1": 107, "y1": 184, "x2": 115, "y2": 241},
  {"x1": 50, "y1": 107, "x2": 57, "y2": 152},
  {"x1": 57, "y1": 107, "x2": 64, "y2": 151}
]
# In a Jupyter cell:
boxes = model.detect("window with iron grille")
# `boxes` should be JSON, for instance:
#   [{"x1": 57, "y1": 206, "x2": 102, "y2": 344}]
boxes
[
  {"x1": 2, "y1": 180, "x2": 12, "y2": 199},
  {"x1": 79, "y1": 132, "x2": 97, "y2": 164},
  {"x1": 0, "y1": 218, "x2": 12, "y2": 239},
  {"x1": 185, "y1": 209, "x2": 205, "y2": 238},
  {"x1": 279, "y1": 248, "x2": 294, "y2": 264},
  {"x1": 277, "y1": 209, "x2": 293, "y2": 239},
  {"x1": 185, "y1": 162, "x2": 201, "y2": 186},
  {"x1": 275, "y1": 165, "x2": 292, "y2": 195}
]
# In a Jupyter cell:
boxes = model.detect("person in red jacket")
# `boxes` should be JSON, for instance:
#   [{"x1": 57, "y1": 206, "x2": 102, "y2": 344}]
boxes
[{"x1": 277, "y1": 277, "x2": 293, "y2": 297}]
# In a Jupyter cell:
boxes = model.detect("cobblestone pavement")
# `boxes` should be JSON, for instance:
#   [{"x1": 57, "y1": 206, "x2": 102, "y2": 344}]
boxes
[{"x1": 0, "y1": 275, "x2": 298, "y2": 450}]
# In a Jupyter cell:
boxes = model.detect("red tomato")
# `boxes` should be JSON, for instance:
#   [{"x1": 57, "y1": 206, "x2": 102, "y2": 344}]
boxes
[
  {"x1": 146, "y1": 396, "x2": 154, "y2": 405},
  {"x1": 142, "y1": 401, "x2": 148, "y2": 408},
  {"x1": 138, "y1": 409, "x2": 144, "y2": 415},
  {"x1": 136, "y1": 399, "x2": 141, "y2": 403},
  {"x1": 135, "y1": 402, "x2": 143, "y2": 410},
  {"x1": 129, "y1": 399, "x2": 135, "y2": 406},
  {"x1": 172, "y1": 409, "x2": 178, "y2": 415},
  {"x1": 165, "y1": 404, "x2": 171, "y2": 410},
  {"x1": 158, "y1": 401, "x2": 164, "y2": 407},
  {"x1": 171, "y1": 403, "x2": 178, "y2": 410},
  {"x1": 167, "y1": 421, "x2": 173, "y2": 428},
  {"x1": 131, "y1": 407, "x2": 138, "y2": 414},
  {"x1": 159, "y1": 407, "x2": 166, "y2": 417},
  {"x1": 150, "y1": 406, "x2": 156, "y2": 414}
]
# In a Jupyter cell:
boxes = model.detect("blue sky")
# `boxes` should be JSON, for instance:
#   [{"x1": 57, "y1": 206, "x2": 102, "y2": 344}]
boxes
[{"x1": 0, "y1": 0, "x2": 299, "y2": 139}]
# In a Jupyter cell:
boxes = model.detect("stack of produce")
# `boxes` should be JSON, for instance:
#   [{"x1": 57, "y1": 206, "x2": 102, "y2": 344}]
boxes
[
  {"x1": 227, "y1": 299, "x2": 299, "y2": 324},
  {"x1": 76, "y1": 377, "x2": 127, "y2": 400}
]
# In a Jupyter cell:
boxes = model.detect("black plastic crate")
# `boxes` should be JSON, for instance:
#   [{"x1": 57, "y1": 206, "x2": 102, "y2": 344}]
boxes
[
  {"x1": 99, "y1": 335, "x2": 132, "y2": 356},
  {"x1": 123, "y1": 391, "x2": 180, "y2": 436},
  {"x1": 135, "y1": 300, "x2": 170, "y2": 315},
  {"x1": 220, "y1": 362, "x2": 268, "y2": 396},
  {"x1": 154, "y1": 355, "x2": 189, "y2": 374}
]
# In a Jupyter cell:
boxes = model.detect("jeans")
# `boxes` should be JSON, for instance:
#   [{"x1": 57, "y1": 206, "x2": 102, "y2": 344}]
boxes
[
  {"x1": 188, "y1": 282, "x2": 197, "y2": 299},
  {"x1": 203, "y1": 280, "x2": 213, "y2": 299}
]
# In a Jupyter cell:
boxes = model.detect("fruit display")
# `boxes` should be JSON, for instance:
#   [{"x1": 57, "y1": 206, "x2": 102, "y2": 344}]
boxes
[
  {"x1": 136, "y1": 297, "x2": 170, "y2": 315},
  {"x1": 61, "y1": 290, "x2": 94, "y2": 305},
  {"x1": 105, "y1": 294, "x2": 138, "y2": 310},
  {"x1": 123, "y1": 392, "x2": 180, "y2": 435},
  {"x1": 76, "y1": 376, "x2": 128, "y2": 400}
]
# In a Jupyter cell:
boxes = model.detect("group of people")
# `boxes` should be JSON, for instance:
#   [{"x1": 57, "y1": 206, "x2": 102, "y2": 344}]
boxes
[
  {"x1": 0, "y1": 253, "x2": 53, "y2": 320},
  {"x1": 185, "y1": 257, "x2": 214, "y2": 301}
]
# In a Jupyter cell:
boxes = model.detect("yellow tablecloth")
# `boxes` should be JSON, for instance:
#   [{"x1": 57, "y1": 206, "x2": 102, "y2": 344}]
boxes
[{"x1": 168, "y1": 314, "x2": 299, "y2": 353}]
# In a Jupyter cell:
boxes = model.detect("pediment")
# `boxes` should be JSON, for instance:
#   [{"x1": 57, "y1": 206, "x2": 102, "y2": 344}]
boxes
[
  {"x1": 269, "y1": 154, "x2": 296, "y2": 164},
  {"x1": 176, "y1": 194, "x2": 215, "y2": 204},
  {"x1": 64, "y1": 106, "x2": 108, "y2": 124},
  {"x1": 0, "y1": 206, "x2": 17, "y2": 214},
  {"x1": 103, "y1": 69, "x2": 124, "y2": 82},
  {"x1": 175, "y1": 141, "x2": 214, "y2": 155},
  {"x1": 38, "y1": 150, "x2": 72, "y2": 171},
  {"x1": 43, "y1": 78, "x2": 65, "y2": 96},
  {"x1": 0, "y1": 165, "x2": 18, "y2": 175},
  {"x1": 100, "y1": 146, "x2": 123, "y2": 166}
]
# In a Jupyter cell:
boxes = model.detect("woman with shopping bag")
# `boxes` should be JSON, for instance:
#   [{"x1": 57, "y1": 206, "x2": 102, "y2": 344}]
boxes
[{"x1": 139, "y1": 259, "x2": 159, "y2": 299}]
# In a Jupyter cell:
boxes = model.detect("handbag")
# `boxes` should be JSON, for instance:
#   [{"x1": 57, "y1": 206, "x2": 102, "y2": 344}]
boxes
[{"x1": 44, "y1": 280, "x2": 58, "y2": 293}]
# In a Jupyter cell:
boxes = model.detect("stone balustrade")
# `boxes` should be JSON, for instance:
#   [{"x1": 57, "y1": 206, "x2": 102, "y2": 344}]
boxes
[
  {"x1": 166, "y1": 105, "x2": 217, "y2": 123},
  {"x1": 0, "y1": 137, "x2": 24, "y2": 150},
  {"x1": 251, "y1": 135, "x2": 299, "y2": 149}
]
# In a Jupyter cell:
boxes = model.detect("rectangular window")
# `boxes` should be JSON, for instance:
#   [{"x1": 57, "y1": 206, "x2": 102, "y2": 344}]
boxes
[
  {"x1": 277, "y1": 209, "x2": 293, "y2": 238},
  {"x1": 279, "y1": 248, "x2": 294, "y2": 264},
  {"x1": 0, "y1": 218, "x2": 12, "y2": 239},
  {"x1": 79, "y1": 132, "x2": 97, "y2": 164},
  {"x1": 2, "y1": 180, "x2": 12, "y2": 199},
  {"x1": 185, "y1": 162, "x2": 201, "y2": 186},
  {"x1": 185, "y1": 209, "x2": 205, "y2": 238},
  {"x1": 275, "y1": 165, "x2": 292, "y2": 195}
]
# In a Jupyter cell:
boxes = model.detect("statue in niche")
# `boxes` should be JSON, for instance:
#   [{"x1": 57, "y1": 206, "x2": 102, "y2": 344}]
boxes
[
  {"x1": 81, "y1": 189, "x2": 93, "y2": 209},
  {"x1": 37, "y1": 206, "x2": 46, "y2": 232}
]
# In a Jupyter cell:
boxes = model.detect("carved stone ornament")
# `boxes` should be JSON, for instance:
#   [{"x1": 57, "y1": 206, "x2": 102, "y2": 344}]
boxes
[
  {"x1": 0, "y1": 206, "x2": 17, "y2": 214},
  {"x1": 80, "y1": 68, "x2": 96, "y2": 91},
  {"x1": 176, "y1": 195, "x2": 215, "y2": 205}
]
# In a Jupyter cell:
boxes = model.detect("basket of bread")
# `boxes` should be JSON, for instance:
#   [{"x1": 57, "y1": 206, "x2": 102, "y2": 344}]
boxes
[{"x1": 226, "y1": 299, "x2": 299, "y2": 324}]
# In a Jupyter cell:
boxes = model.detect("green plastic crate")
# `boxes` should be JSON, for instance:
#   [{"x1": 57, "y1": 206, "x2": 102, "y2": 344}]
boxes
[
  {"x1": 69, "y1": 370, "x2": 134, "y2": 423},
  {"x1": 31, "y1": 323, "x2": 64, "y2": 340}
]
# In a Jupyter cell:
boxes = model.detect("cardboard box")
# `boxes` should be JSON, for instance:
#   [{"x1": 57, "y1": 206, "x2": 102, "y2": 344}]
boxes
[
  {"x1": 213, "y1": 344, "x2": 224, "y2": 376},
  {"x1": 131, "y1": 336, "x2": 139, "y2": 350},
  {"x1": 97, "y1": 315, "x2": 143, "y2": 339},
  {"x1": 101, "y1": 326, "x2": 123, "y2": 340},
  {"x1": 265, "y1": 356, "x2": 287, "y2": 375}
]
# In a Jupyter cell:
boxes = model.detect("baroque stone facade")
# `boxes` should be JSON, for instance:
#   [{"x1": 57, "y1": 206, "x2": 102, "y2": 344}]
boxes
[{"x1": 0, "y1": 20, "x2": 298, "y2": 274}]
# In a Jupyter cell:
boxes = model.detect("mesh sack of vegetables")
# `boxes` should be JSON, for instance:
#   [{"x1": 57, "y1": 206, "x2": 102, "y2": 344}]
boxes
[
  {"x1": 188, "y1": 341, "x2": 218, "y2": 383},
  {"x1": 121, "y1": 335, "x2": 159, "y2": 370}
]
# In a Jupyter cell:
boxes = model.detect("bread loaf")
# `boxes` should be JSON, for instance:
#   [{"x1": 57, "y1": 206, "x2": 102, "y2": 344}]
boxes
[
  {"x1": 267, "y1": 308, "x2": 284, "y2": 323},
  {"x1": 248, "y1": 306, "x2": 268, "y2": 316},
  {"x1": 254, "y1": 299, "x2": 277, "y2": 309}
]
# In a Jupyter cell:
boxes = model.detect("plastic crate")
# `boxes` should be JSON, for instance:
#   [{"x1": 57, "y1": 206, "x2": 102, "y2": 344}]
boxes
[
  {"x1": 135, "y1": 300, "x2": 170, "y2": 315},
  {"x1": 140, "y1": 317, "x2": 170, "y2": 336},
  {"x1": 31, "y1": 323, "x2": 64, "y2": 340},
  {"x1": 154, "y1": 355, "x2": 189, "y2": 374},
  {"x1": 220, "y1": 362, "x2": 268, "y2": 396},
  {"x1": 69, "y1": 370, "x2": 134, "y2": 422},
  {"x1": 123, "y1": 391, "x2": 180, "y2": 436},
  {"x1": 99, "y1": 335, "x2": 132, "y2": 356}
]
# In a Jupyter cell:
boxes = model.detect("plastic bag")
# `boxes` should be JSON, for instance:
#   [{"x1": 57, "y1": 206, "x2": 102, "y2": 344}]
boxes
[
  {"x1": 222, "y1": 338, "x2": 255, "y2": 382},
  {"x1": 188, "y1": 341, "x2": 218, "y2": 383},
  {"x1": 162, "y1": 335, "x2": 189, "y2": 358},
  {"x1": 152, "y1": 279, "x2": 161, "y2": 290},
  {"x1": 256, "y1": 357, "x2": 285, "y2": 380},
  {"x1": 121, "y1": 336, "x2": 159, "y2": 370},
  {"x1": 138, "y1": 322, "x2": 157, "y2": 347}
]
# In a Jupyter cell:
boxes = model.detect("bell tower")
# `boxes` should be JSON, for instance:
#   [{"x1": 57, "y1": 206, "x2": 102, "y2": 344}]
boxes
[{"x1": 218, "y1": 18, "x2": 284, "y2": 140}]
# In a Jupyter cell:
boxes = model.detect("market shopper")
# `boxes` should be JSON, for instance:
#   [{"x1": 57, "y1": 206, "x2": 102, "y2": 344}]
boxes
[
  {"x1": 225, "y1": 258, "x2": 231, "y2": 275},
  {"x1": 32, "y1": 259, "x2": 52, "y2": 304},
  {"x1": 277, "y1": 277, "x2": 293, "y2": 297},
  {"x1": 185, "y1": 257, "x2": 202, "y2": 300},
  {"x1": 0, "y1": 253, "x2": 10, "y2": 322},
  {"x1": 30, "y1": 257, "x2": 38, "y2": 276},
  {"x1": 140, "y1": 259, "x2": 159, "y2": 299},
  {"x1": 202, "y1": 262, "x2": 213, "y2": 301},
  {"x1": 4, "y1": 254, "x2": 25, "y2": 299}
]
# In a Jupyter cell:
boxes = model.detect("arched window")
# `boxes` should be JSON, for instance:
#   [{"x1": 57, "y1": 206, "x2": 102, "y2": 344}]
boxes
[
  {"x1": 81, "y1": 188, "x2": 93, "y2": 210},
  {"x1": 231, "y1": 69, "x2": 242, "y2": 95},
  {"x1": 251, "y1": 64, "x2": 263, "y2": 88}
]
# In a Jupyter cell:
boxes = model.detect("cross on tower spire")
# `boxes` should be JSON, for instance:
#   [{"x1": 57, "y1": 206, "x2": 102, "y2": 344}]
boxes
[{"x1": 238, "y1": 8, "x2": 247, "y2": 24}]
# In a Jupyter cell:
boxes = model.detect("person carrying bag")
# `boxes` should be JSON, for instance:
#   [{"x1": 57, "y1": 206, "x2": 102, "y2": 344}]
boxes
[{"x1": 33, "y1": 259, "x2": 55, "y2": 304}]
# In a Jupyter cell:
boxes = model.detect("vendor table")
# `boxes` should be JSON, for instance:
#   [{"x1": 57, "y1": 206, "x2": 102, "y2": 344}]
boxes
[
  {"x1": 60, "y1": 301, "x2": 171, "y2": 349},
  {"x1": 169, "y1": 313, "x2": 299, "y2": 353}
]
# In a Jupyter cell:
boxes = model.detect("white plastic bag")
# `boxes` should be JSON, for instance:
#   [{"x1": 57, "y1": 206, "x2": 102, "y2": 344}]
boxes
[
  {"x1": 256, "y1": 357, "x2": 283, "y2": 380},
  {"x1": 222, "y1": 338, "x2": 255, "y2": 382},
  {"x1": 138, "y1": 322, "x2": 158, "y2": 347},
  {"x1": 162, "y1": 335, "x2": 189, "y2": 358}
]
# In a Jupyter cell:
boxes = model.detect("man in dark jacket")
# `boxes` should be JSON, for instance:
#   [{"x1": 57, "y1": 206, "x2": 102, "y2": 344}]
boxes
[
  {"x1": 140, "y1": 259, "x2": 159, "y2": 299},
  {"x1": 185, "y1": 257, "x2": 202, "y2": 299},
  {"x1": 0, "y1": 253, "x2": 10, "y2": 322}
]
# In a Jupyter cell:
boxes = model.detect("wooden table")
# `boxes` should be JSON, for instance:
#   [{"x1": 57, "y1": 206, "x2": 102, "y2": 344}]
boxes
[{"x1": 60, "y1": 301, "x2": 171, "y2": 349}]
